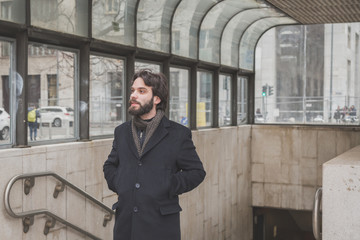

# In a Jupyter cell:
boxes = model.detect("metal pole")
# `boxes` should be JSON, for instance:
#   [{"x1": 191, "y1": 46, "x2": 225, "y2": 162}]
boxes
[
  {"x1": 302, "y1": 26, "x2": 307, "y2": 123},
  {"x1": 265, "y1": 84, "x2": 268, "y2": 122},
  {"x1": 329, "y1": 24, "x2": 334, "y2": 121}
]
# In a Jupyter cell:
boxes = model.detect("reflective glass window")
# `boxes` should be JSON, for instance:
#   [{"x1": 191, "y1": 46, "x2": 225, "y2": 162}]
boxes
[
  {"x1": 172, "y1": 0, "x2": 217, "y2": 59},
  {"x1": 240, "y1": 17, "x2": 297, "y2": 71},
  {"x1": 255, "y1": 23, "x2": 360, "y2": 125},
  {"x1": 219, "y1": 74, "x2": 231, "y2": 126},
  {"x1": 90, "y1": 55, "x2": 125, "y2": 137},
  {"x1": 238, "y1": 76, "x2": 248, "y2": 124},
  {"x1": 135, "y1": 61, "x2": 161, "y2": 73},
  {"x1": 200, "y1": 0, "x2": 262, "y2": 64},
  {"x1": 0, "y1": 39, "x2": 14, "y2": 144},
  {"x1": 31, "y1": 0, "x2": 88, "y2": 36},
  {"x1": 221, "y1": 8, "x2": 283, "y2": 68},
  {"x1": 28, "y1": 43, "x2": 77, "y2": 141},
  {"x1": 169, "y1": 67, "x2": 189, "y2": 127},
  {"x1": 92, "y1": 0, "x2": 135, "y2": 46},
  {"x1": 197, "y1": 70, "x2": 213, "y2": 128},
  {"x1": 137, "y1": 0, "x2": 179, "y2": 53},
  {"x1": 0, "y1": 0, "x2": 25, "y2": 23}
]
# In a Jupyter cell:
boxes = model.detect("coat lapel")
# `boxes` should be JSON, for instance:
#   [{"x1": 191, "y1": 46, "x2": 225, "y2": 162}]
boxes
[
  {"x1": 125, "y1": 121, "x2": 140, "y2": 158},
  {"x1": 141, "y1": 117, "x2": 169, "y2": 158}
]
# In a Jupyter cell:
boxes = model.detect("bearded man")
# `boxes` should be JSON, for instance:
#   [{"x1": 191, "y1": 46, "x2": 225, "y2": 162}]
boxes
[{"x1": 103, "y1": 69, "x2": 206, "y2": 240}]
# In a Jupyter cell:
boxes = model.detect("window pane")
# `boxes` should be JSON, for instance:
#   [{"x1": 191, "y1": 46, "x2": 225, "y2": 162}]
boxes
[
  {"x1": 197, "y1": 71, "x2": 212, "y2": 127},
  {"x1": 92, "y1": 0, "x2": 135, "y2": 46},
  {"x1": 169, "y1": 67, "x2": 189, "y2": 127},
  {"x1": 200, "y1": 0, "x2": 262, "y2": 64},
  {"x1": 28, "y1": 43, "x2": 77, "y2": 141},
  {"x1": 255, "y1": 23, "x2": 360, "y2": 125},
  {"x1": 237, "y1": 77, "x2": 248, "y2": 124},
  {"x1": 0, "y1": 40, "x2": 13, "y2": 144},
  {"x1": 219, "y1": 74, "x2": 231, "y2": 126},
  {"x1": 172, "y1": 0, "x2": 217, "y2": 59},
  {"x1": 137, "y1": 0, "x2": 178, "y2": 52},
  {"x1": 0, "y1": 0, "x2": 25, "y2": 23},
  {"x1": 135, "y1": 62, "x2": 161, "y2": 72},
  {"x1": 221, "y1": 8, "x2": 282, "y2": 68},
  {"x1": 31, "y1": 0, "x2": 88, "y2": 36},
  {"x1": 90, "y1": 55, "x2": 125, "y2": 136},
  {"x1": 240, "y1": 17, "x2": 297, "y2": 71}
]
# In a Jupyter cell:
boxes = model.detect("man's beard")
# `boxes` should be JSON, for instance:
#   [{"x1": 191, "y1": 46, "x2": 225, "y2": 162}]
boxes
[{"x1": 128, "y1": 97, "x2": 154, "y2": 116}]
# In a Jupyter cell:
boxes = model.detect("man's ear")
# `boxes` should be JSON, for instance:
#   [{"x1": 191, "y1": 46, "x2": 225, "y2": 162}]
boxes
[{"x1": 153, "y1": 96, "x2": 161, "y2": 105}]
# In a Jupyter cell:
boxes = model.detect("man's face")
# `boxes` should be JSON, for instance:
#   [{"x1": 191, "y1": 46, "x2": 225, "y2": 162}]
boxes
[{"x1": 128, "y1": 77, "x2": 157, "y2": 118}]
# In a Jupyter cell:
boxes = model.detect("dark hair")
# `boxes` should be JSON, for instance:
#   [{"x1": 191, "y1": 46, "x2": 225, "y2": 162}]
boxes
[{"x1": 132, "y1": 69, "x2": 168, "y2": 111}]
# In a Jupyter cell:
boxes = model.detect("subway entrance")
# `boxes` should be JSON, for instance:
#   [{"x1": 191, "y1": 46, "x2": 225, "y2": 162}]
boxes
[{"x1": 253, "y1": 207, "x2": 315, "y2": 240}]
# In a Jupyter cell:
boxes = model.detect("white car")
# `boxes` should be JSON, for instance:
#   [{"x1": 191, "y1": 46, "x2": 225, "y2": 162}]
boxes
[
  {"x1": 313, "y1": 115, "x2": 324, "y2": 123},
  {"x1": 39, "y1": 106, "x2": 74, "y2": 127},
  {"x1": 0, "y1": 108, "x2": 10, "y2": 140}
]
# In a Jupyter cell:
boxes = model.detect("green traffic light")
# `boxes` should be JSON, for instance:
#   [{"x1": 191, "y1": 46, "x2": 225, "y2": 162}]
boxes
[{"x1": 262, "y1": 92, "x2": 266, "y2": 96}]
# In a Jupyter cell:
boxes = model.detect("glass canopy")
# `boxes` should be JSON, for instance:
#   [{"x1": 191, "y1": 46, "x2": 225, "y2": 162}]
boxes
[
  {"x1": 92, "y1": 0, "x2": 136, "y2": 46},
  {"x1": 0, "y1": 0, "x2": 25, "y2": 24},
  {"x1": 137, "y1": 0, "x2": 180, "y2": 52},
  {"x1": 221, "y1": 8, "x2": 286, "y2": 68},
  {"x1": 199, "y1": 0, "x2": 265, "y2": 64},
  {"x1": 2, "y1": 0, "x2": 298, "y2": 72},
  {"x1": 172, "y1": 0, "x2": 218, "y2": 59},
  {"x1": 239, "y1": 17, "x2": 298, "y2": 70}
]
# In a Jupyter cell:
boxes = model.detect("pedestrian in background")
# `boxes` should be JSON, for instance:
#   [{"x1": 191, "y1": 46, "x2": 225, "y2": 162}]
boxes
[
  {"x1": 27, "y1": 104, "x2": 40, "y2": 141},
  {"x1": 334, "y1": 106, "x2": 341, "y2": 123}
]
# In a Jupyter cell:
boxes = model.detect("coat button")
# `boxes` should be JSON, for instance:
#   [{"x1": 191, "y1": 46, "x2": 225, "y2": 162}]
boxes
[
  {"x1": 138, "y1": 161, "x2": 142, "y2": 166},
  {"x1": 133, "y1": 206, "x2": 138, "y2": 213},
  {"x1": 135, "y1": 183, "x2": 140, "y2": 189}
]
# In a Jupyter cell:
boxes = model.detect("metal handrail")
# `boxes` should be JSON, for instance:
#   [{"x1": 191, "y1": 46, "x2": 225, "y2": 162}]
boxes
[
  {"x1": 312, "y1": 187, "x2": 322, "y2": 240},
  {"x1": 4, "y1": 171, "x2": 114, "y2": 240}
]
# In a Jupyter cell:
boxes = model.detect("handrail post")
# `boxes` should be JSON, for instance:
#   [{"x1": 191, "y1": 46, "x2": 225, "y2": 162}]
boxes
[
  {"x1": 22, "y1": 216, "x2": 34, "y2": 233},
  {"x1": 44, "y1": 217, "x2": 56, "y2": 235},
  {"x1": 103, "y1": 213, "x2": 112, "y2": 227},
  {"x1": 312, "y1": 187, "x2": 322, "y2": 240},
  {"x1": 24, "y1": 177, "x2": 35, "y2": 195},
  {"x1": 53, "y1": 182, "x2": 65, "y2": 198}
]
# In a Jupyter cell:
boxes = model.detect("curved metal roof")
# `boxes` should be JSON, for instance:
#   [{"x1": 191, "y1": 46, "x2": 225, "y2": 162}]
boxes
[{"x1": 266, "y1": 0, "x2": 360, "y2": 24}]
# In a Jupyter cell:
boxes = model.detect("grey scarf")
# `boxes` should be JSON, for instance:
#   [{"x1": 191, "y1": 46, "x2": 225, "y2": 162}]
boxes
[{"x1": 131, "y1": 110, "x2": 164, "y2": 157}]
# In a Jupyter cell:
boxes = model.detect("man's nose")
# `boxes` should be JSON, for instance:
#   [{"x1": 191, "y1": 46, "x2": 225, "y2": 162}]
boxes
[{"x1": 130, "y1": 91, "x2": 138, "y2": 99}]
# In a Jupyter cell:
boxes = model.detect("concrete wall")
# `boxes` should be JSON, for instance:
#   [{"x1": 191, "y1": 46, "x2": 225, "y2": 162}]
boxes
[
  {"x1": 1, "y1": 124, "x2": 359, "y2": 239},
  {"x1": 323, "y1": 145, "x2": 360, "y2": 240},
  {"x1": 0, "y1": 126, "x2": 253, "y2": 240},
  {"x1": 183, "y1": 126, "x2": 252, "y2": 240},
  {"x1": 251, "y1": 125, "x2": 360, "y2": 211}
]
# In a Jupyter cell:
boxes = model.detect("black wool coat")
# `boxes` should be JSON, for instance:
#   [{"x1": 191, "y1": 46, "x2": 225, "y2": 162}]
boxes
[{"x1": 103, "y1": 116, "x2": 206, "y2": 240}]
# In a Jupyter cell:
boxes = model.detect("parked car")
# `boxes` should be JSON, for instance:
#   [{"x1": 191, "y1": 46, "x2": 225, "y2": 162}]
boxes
[
  {"x1": 38, "y1": 106, "x2": 74, "y2": 127},
  {"x1": 255, "y1": 114, "x2": 265, "y2": 123},
  {"x1": 0, "y1": 108, "x2": 10, "y2": 140},
  {"x1": 313, "y1": 115, "x2": 324, "y2": 123},
  {"x1": 343, "y1": 115, "x2": 359, "y2": 124}
]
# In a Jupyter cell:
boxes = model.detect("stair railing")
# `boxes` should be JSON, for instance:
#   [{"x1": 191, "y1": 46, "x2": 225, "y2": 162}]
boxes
[
  {"x1": 4, "y1": 171, "x2": 114, "y2": 240},
  {"x1": 312, "y1": 187, "x2": 322, "y2": 240}
]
